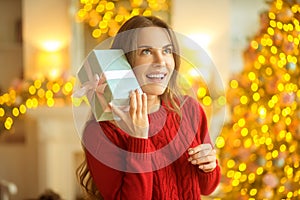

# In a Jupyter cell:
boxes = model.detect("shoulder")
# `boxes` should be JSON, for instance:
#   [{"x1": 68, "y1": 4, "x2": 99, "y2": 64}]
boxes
[{"x1": 181, "y1": 95, "x2": 205, "y2": 114}]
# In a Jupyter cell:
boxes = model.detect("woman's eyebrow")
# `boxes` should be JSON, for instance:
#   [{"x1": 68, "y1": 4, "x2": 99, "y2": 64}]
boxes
[{"x1": 137, "y1": 44, "x2": 173, "y2": 49}]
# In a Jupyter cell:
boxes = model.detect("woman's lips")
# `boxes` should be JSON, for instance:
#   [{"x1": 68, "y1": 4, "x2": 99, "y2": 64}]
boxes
[{"x1": 146, "y1": 73, "x2": 167, "y2": 82}]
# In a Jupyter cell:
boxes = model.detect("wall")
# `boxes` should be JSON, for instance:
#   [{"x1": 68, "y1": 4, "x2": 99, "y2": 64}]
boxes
[{"x1": 0, "y1": 0, "x2": 23, "y2": 91}]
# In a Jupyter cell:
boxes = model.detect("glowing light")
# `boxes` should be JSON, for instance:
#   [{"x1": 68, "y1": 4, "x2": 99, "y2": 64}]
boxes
[
  {"x1": 42, "y1": 41, "x2": 63, "y2": 52},
  {"x1": 230, "y1": 80, "x2": 238, "y2": 88},
  {"x1": 197, "y1": 87, "x2": 206, "y2": 98},
  {"x1": 12, "y1": 108, "x2": 19, "y2": 117},
  {"x1": 0, "y1": 108, "x2": 5, "y2": 117},
  {"x1": 202, "y1": 96, "x2": 212, "y2": 106},
  {"x1": 216, "y1": 136, "x2": 225, "y2": 148}
]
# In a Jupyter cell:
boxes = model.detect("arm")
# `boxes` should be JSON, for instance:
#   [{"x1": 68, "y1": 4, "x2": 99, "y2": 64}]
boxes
[
  {"x1": 84, "y1": 89, "x2": 153, "y2": 199},
  {"x1": 185, "y1": 98, "x2": 221, "y2": 195},
  {"x1": 84, "y1": 121, "x2": 153, "y2": 200}
]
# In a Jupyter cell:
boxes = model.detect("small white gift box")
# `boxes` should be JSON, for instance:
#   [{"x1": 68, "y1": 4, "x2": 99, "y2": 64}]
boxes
[{"x1": 75, "y1": 49, "x2": 141, "y2": 121}]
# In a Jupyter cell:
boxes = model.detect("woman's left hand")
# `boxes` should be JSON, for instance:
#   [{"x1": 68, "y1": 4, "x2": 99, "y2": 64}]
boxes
[{"x1": 187, "y1": 144, "x2": 217, "y2": 173}]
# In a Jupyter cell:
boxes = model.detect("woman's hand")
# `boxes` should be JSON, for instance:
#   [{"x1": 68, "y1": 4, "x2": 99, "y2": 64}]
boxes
[
  {"x1": 110, "y1": 89, "x2": 149, "y2": 139},
  {"x1": 188, "y1": 144, "x2": 217, "y2": 173}
]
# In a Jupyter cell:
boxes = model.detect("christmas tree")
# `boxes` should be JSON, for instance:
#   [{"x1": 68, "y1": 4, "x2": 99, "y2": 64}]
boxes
[{"x1": 217, "y1": 0, "x2": 300, "y2": 199}]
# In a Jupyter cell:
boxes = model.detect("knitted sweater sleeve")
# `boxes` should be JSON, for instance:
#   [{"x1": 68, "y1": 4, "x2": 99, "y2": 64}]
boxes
[
  {"x1": 83, "y1": 120, "x2": 153, "y2": 200},
  {"x1": 186, "y1": 97, "x2": 221, "y2": 195}
]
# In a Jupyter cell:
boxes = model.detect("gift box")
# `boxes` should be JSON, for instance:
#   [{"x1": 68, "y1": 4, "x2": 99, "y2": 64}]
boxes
[{"x1": 76, "y1": 49, "x2": 141, "y2": 121}]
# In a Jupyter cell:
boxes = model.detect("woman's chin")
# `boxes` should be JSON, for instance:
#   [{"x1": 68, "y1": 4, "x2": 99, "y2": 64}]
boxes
[{"x1": 141, "y1": 85, "x2": 167, "y2": 96}]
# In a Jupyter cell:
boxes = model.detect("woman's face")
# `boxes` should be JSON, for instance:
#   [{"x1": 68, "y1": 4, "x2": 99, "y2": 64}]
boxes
[{"x1": 132, "y1": 27, "x2": 175, "y2": 96}]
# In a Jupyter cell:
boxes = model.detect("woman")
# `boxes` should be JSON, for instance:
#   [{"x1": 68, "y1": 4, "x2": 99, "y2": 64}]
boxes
[{"x1": 77, "y1": 15, "x2": 220, "y2": 200}]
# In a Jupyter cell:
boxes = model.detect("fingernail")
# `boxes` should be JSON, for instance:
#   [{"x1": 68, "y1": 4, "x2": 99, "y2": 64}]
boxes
[
  {"x1": 191, "y1": 160, "x2": 197, "y2": 165},
  {"x1": 188, "y1": 150, "x2": 194, "y2": 155}
]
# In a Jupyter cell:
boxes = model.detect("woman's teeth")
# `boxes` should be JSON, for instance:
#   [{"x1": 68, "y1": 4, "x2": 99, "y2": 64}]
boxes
[{"x1": 146, "y1": 74, "x2": 165, "y2": 79}]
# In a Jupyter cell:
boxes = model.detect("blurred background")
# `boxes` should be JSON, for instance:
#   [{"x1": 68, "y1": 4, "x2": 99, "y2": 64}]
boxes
[{"x1": 1, "y1": 0, "x2": 299, "y2": 199}]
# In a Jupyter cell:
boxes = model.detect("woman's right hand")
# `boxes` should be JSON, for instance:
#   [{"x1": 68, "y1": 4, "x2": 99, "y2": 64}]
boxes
[{"x1": 110, "y1": 89, "x2": 149, "y2": 139}]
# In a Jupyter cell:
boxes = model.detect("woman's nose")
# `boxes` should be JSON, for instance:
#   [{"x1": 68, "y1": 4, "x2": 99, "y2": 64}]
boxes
[{"x1": 153, "y1": 50, "x2": 165, "y2": 66}]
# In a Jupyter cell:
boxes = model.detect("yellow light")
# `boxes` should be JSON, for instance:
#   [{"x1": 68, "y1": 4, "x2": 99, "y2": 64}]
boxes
[
  {"x1": 251, "y1": 40, "x2": 259, "y2": 49},
  {"x1": 84, "y1": 3, "x2": 93, "y2": 12},
  {"x1": 258, "y1": 106, "x2": 267, "y2": 118},
  {"x1": 143, "y1": 9, "x2": 152, "y2": 16},
  {"x1": 19, "y1": 104, "x2": 26, "y2": 114},
  {"x1": 248, "y1": 173, "x2": 255, "y2": 183},
  {"x1": 216, "y1": 136, "x2": 225, "y2": 149},
  {"x1": 227, "y1": 170, "x2": 234, "y2": 178},
  {"x1": 92, "y1": 29, "x2": 101, "y2": 38},
  {"x1": 256, "y1": 167, "x2": 264, "y2": 175},
  {"x1": 253, "y1": 92, "x2": 260, "y2": 101},
  {"x1": 106, "y1": 2, "x2": 115, "y2": 10},
  {"x1": 244, "y1": 138, "x2": 252, "y2": 148},
  {"x1": 268, "y1": 12, "x2": 276, "y2": 19},
  {"x1": 29, "y1": 85, "x2": 36, "y2": 95},
  {"x1": 227, "y1": 160, "x2": 235, "y2": 168},
  {"x1": 258, "y1": 55, "x2": 266, "y2": 64},
  {"x1": 240, "y1": 96, "x2": 248, "y2": 104},
  {"x1": 249, "y1": 189, "x2": 257, "y2": 196},
  {"x1": 232, "y1": 179, "x2": 239, "y2": 187},
  {"x1": 63, "y1": 82, "x2": 73, "y2": 94},
  {"x1": 0, "y1": 108, "x2": 4, "y2": 117},
  {"x1": 272, "y1": 150, "x2": 279, "y2": 158},
  {"x1": 265, "y1": 67, "x2": 273, "y2": 76},
  {"x1": 239, "y1": 163, "x2": 247, "y2": 172},
  {"x1": 286, "y1": 132, "x2": 292, "y2": 142},
  {"x1": 47, "y1": 98, "x2": 55, "y2": 107},
  {"x1": 96, "y1": 4, "x2": 105, "y2": 12},
  {"x1": 197, "y1": 87, "x2": 206, "y2": 98},
  {"x1": 217, "y1": 96, "x2": 226, "y2": 106},
  {"x1": 267, "y1": 27, "x2": 274, "y2": 36},
  {"x1": 32, "y1": 98, "x2": 39, "y2": 108},
  {"x1": 251, "y1": 83, "x2": 258, "y2": 92},
  {"x1": 280, "y1": 144, "x2": 286, "y2": 152},
  {"x1": 279, "y1": 186, "x2": 285, "y2": 193},
  {"x1": 52, "y1": 83, "x2": 60, "y2": 93},
  {"x1": 278, "y1": 83, "x2": 284, "y2": 92},
  {"x1": 241, "y1": 128, "x2": 248, "y2": 137},
  {"x1": 37, "y1": 89, "x2": 45, "y2": 98},
  {"x1": 26, "y1": 99, "x2": 33, "y2": 108},
  {"x1": 270, "y1": 20, "x2": 276, "y2": 27},
  {"x1": 4, "y1": 117, "x2": 13, "y2": 130},
  {"x1": 270, "y1": 46, "x2": 277, "y2": 54},
  {"x1": 45, "y1": 90, "x2": 53, "y2": 99},
  {"x1": 34, "y1": 80, "x2": 42, "y2": 89},
  {"x1": 283, "y1": 73, "x2": 291, "y2": 82},
  {"x1": 202, "y1": 96, "x2": 211, "y2": 106},
  {"x1": 261, "y1": 125, "x2": 269, "y2": 133},
  {"x1": 277, "y1": 21, "x2": 283, "y2": 29},
  {"x1": 230, "y1": 80, "x2": 238, "y2": 88},
  {"x1": 12, "y1": 107, "x2": 19, "y2": 117},
  {"x1": 115, "y1": 15, "x2": 124, "y2": 22},
  {"x1": 238, "y1": 118, "x2": 246, "y2": 127},
  {"x1": 287, "y1": 192, "x2": 293, "y2": 199},
  {"x1": 248, "y1": 72, "x2": 256, "y2": 81}
]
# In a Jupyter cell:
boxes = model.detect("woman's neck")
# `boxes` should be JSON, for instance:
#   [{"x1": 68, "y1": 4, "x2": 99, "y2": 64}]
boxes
[{"x1": 147, "y1": 95, "x2": 161, "y2": 113}]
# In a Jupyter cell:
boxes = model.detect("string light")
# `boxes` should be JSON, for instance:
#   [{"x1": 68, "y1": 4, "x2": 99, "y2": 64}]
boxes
[
  {"x1": 0, "y1": 77, "x2": 75, "y2": 133},
  {"x1": 77, "y1": 0, "x2": 170, "y2": 39}
]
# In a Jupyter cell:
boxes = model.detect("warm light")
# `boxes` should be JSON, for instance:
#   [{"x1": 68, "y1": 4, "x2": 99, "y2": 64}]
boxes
[
  {"x1": 42, "y1": 40, "x2": 63, "y2": 52},
  {"x1": 187, "y1": 33, "x2": 212, "y2": 51}
]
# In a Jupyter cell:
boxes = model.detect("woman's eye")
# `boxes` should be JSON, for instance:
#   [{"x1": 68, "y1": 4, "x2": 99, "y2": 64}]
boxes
[
  {"x1": 163, "y1": 48, "x2": 173, "y2": 54},
  {"x1": 141, "y1": 49, "x2": 151, "y2": 55}
]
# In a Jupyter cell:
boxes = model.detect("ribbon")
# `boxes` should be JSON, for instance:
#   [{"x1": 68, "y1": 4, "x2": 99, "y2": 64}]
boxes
[{"x1": 72, "y1": 61, "x2": 111, "y2": 116}]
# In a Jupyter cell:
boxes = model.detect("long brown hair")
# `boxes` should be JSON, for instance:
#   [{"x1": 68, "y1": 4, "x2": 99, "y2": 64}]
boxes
[{"x1": 77, "y1": 15, "x2": 182, "y2": 199}]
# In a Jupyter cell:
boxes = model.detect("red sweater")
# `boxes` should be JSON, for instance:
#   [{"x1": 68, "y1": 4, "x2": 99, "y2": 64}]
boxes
[{"x1": 83, "y1": 96, "x2": 220, "y2": 200}]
